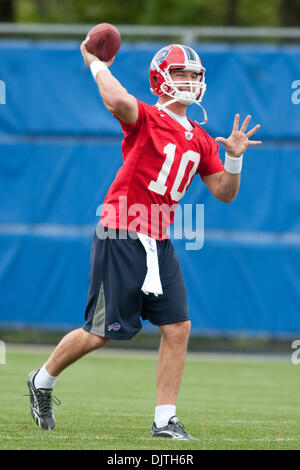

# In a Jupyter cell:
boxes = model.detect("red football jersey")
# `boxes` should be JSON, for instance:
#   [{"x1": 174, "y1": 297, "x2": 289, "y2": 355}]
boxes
[{"x1": 100, "y1": 100, "x2": 224, "y2": 240}]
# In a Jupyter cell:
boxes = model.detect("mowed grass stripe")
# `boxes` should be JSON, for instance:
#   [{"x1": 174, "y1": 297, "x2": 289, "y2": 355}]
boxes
[{"x1": 0, "y1": 348, "x2": 299, "y2": 450}]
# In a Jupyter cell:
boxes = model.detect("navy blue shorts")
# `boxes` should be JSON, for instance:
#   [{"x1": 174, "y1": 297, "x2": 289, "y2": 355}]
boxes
[{"x1": 82, "y1": 224, "x2": 189, "y2": 340}]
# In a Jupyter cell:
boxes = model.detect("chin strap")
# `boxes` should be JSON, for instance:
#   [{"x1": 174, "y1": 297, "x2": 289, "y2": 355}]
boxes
[
  {"x1": 157, "y1": 99, "x2": 208, "y2": 125},
  {"x1": 197, "y1": 103, "x2": 208, "y2": 125}
]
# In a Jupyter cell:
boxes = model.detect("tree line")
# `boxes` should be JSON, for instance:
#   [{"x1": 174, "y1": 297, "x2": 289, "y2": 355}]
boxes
[{"x1": 0, "y1": 0, "x2": 300, "y2": 27}]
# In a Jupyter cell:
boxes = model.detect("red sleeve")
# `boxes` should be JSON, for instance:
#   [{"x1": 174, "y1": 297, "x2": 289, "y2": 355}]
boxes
[
  {"x1": 113, "y1": 99, "x2": 147, "y2": 134},
  {"x1": 197, "y1": 130, "x2": 224, "y2": 179}
]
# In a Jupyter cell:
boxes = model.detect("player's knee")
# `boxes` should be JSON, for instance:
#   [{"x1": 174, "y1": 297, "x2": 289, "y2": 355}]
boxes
[
  {"x1": 161, "y1": 320, "x2": 191, "y2": 344},
  {"x1": 82, "y1": 329, "x2": 110, "y2": 350},
  {"x1": 90, "y1": 333, "x2": 110, "y2": 350},
  {"x1": 178, "y1": 320, "x2": 191, "y2": 341}
]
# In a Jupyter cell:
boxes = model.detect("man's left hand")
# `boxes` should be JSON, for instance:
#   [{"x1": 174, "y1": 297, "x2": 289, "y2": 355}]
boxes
[{"x1": 215, "y1": 114, "x2": 262, "y2": 157}]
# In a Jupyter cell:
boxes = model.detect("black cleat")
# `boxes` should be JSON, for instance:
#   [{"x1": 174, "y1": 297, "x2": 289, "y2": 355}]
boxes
[
  {"x1": 151, "y1": 415, "x2": 198, "y2": 440},
  {"x1": 27, "y1": 369, "x2": 60, "y2": 430}
]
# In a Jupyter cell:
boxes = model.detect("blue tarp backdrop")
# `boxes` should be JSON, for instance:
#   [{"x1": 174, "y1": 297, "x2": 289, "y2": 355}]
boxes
[{"x1": 0, "y1": 40, "x2": 299, "y2": 336}]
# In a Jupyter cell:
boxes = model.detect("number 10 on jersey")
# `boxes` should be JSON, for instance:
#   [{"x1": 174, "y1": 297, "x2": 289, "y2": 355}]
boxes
[{"x1": 148, "y1": 143, "x2": 200, "y2": 202}]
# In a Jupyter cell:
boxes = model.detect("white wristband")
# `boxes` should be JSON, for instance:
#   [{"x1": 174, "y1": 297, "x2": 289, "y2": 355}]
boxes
[
  {"x1": 90, "y1": 60, "x2": 110, "y2": 80},
  {"x1": 224, "y1": 152, "x2": 243, "y2": 174}
]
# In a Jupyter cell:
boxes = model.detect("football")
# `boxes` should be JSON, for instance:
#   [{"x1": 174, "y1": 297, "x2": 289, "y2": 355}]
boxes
[{"x1": 85, "y1": 23, "x2": 121, "y2": 62}]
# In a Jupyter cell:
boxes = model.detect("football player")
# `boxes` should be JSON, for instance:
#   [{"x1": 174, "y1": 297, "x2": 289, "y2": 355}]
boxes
[{"x1": 27, "y1": 43, "x2": 261, "y2": 439}]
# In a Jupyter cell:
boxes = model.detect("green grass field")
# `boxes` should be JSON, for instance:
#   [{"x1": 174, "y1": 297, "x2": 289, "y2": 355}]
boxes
[{"x1": 0, "y1": 345, "x2": 299, "y2": 450}]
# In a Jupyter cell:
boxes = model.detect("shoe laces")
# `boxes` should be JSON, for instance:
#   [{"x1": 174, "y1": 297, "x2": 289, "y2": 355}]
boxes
[
  {"x1": 38, "y1": 390, "x2": 61, "y2": 415},
  {"x1": 169, "y1": 416, "x2": 189, "y2": 437},
  {"x1": 24, "y1": 390, "x2": 61, "y2": 415}
]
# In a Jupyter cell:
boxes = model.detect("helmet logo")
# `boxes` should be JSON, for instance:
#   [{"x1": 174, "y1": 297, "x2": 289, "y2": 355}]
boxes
[{"x1": 154, "y1": 48, "x2": 170, "y2": 65}]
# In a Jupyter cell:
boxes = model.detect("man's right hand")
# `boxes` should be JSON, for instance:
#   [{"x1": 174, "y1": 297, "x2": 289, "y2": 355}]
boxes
[{"x1": 80, "y1": 40, "x2": 115, "y2": 68}]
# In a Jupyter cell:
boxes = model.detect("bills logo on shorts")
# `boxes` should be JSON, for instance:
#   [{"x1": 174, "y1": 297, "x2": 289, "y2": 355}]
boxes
[{"x1": 107, "y1": 322, "x2": 121, "y2": 331}]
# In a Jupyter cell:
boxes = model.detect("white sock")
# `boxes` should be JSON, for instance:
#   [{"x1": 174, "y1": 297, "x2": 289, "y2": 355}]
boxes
[
  {"x1": 34, "y1": 364, "x2": 57, "y2": 390},
  {"x1": 154, "y1": 404, "x2": 176, "y2": 428}
]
